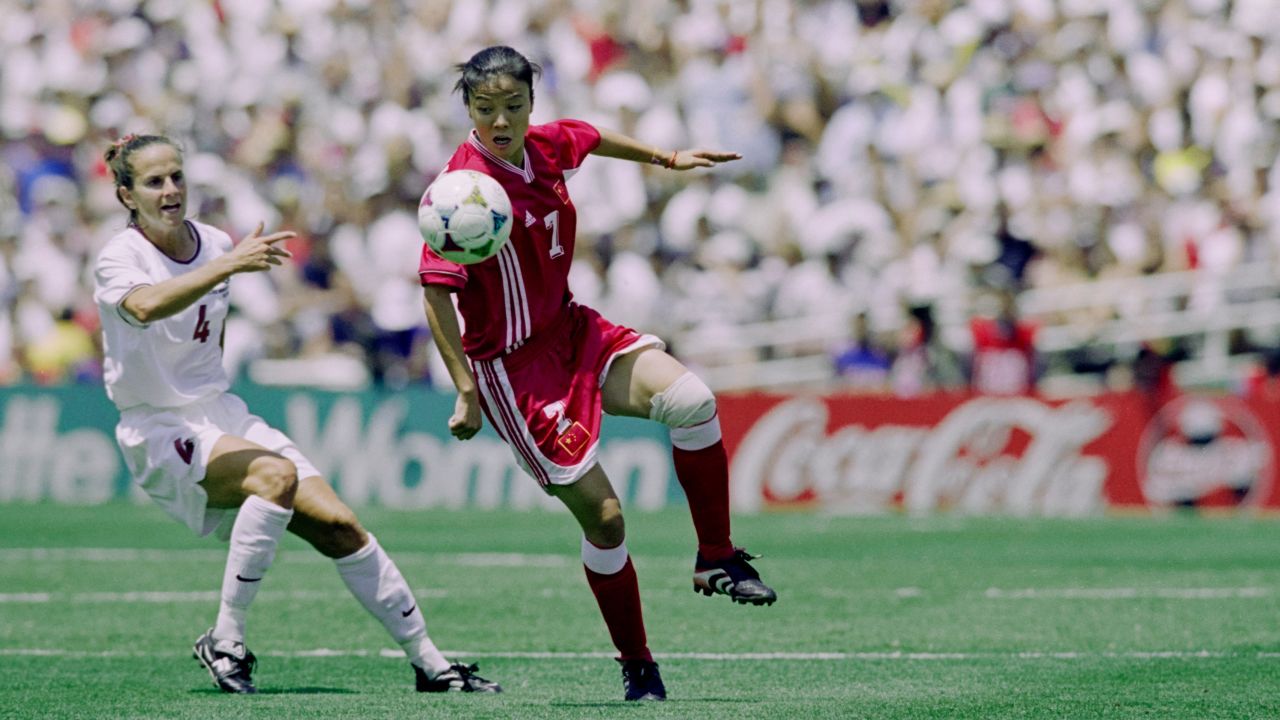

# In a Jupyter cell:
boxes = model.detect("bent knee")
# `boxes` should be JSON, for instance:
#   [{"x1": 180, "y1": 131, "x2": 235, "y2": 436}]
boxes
[
  {"x1": 649, "y1": 372, "x2": 717, "y2": 428},
  {"x1": 244, "y1": 456, "x2": 299, "y2": 506},
  {"x1": 590, "y1": 507, "x2": 626, "y2": 548}
]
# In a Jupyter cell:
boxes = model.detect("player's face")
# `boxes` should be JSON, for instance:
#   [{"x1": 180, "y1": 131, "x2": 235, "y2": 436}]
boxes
[
  {"x1": 467, "y1": 74, "x2": 532, "y2": 165},
  {"x1": 120, "y1": 143, "x2": 187, "y2": 234}
]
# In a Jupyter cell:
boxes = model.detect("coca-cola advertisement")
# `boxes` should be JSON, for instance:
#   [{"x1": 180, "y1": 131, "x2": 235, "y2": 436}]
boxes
[
  {"x1": 1139, "y1": 395, "x2": 1274, "y2": 508},
  {"x1": 718, "y1": 391, "x2": 1280, "y2": 515}
]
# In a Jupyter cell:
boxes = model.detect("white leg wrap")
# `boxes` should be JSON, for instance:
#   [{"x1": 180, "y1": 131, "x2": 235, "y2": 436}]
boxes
[
  {"x1": 581, "y1": 536, "x2": 629, "y2": 575},
  {"x1": 669, "y1": 417, "x2": 722, "y2": 451},
  {"x1": 650, "y1": 372, "x2": 721, "y2": 450}
]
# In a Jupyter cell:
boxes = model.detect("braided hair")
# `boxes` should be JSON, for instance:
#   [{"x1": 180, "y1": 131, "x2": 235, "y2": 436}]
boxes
[{"x1": 103, "y1": 134, "x2": 181, "y2": 223}]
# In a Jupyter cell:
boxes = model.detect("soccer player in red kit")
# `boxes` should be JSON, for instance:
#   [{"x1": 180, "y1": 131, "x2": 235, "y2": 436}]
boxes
[
  {"x1": 970, "y1": 286, "x2": 1039, "y2": 395},
  {"x1": 419, "y1": 46, "x2": 777, "y2": 702}
]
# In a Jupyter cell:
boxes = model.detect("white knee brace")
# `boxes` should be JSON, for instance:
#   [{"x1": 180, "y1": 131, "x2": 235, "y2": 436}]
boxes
[
  {"x1": 649, "y1": 372, "x2": 721, "y2": 450},
  {"x1": 581, "y1": 536, "x2": 629, "y2": 575}
]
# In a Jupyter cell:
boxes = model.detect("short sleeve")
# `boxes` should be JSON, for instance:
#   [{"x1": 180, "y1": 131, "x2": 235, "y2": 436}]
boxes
[
  {"x1": 545, "y1": 119, "x2": 601, "y2": 171},
  {"x1": 418, "y1": 244, "x2": 468, "y2": 289},
  {"x1": 205, "y1": 224, "x2": 235, "y2": 255},
  {"x1": 93, "y1": 241, "x2": 151, "y2": 327}
]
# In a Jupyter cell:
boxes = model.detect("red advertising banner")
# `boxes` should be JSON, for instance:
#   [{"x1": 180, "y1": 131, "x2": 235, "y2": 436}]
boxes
[{"x1": 717, "y1": 391, "x2": 1280, "y2": 514}]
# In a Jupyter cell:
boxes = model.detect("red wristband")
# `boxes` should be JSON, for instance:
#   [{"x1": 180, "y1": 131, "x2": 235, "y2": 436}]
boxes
[{"x1": 668, "y1": 150, "x2": 678, "y2": 169}]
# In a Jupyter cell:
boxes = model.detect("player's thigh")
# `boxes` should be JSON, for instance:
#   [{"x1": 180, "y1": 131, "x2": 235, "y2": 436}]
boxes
[
  {"x1": 200, "y1": 434, "x2": 296, "y2": 508},
  {"x1": 116, "y1": 407, "x2": 228, "y2": 535},
  {"x1": 287, "y1": 476, "x2": 367, "y2": 558},
  {"x1": 228, "y1": 396, "x2": 323, "y2": 482},
  {"x1": 601, "y1": 347, "x2": 690, "y2": 418},
  {"x1": 548, "y1": 463, "x2": 625, "y2": 545}
]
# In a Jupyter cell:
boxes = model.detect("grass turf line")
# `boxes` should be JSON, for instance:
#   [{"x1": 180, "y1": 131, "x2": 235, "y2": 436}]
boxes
[{"x1": 1, "y1": 503, "x2": 1279, "y2": 719}]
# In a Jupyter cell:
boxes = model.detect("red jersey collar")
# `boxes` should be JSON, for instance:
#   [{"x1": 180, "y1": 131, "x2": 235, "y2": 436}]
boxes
[{"x1": 468, "y1": 130, "x2": 534, "y2": 184}]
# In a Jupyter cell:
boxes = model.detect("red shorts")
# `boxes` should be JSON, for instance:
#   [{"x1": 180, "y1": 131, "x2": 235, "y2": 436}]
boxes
[{"x1": 471, "y1": 303, "x2": 664, "y2": 488}]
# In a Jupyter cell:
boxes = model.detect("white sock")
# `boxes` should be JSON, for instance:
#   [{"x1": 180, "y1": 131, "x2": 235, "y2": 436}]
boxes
[
  {"x1": 212, "y1": 495, "x2": 293, "y2": 642},
  {"x1": 334, "y1": 533, "x2": 449, "y2": 675}
]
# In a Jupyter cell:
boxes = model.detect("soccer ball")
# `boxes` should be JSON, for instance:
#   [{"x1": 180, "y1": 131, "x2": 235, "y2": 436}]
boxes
[{"x1": 418, "y1": 170, "x2": 513, "y2": 264}]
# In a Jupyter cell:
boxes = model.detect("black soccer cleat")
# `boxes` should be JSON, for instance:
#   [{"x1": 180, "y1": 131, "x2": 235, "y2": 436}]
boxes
[
  {"x1": 693, "y1": 548, "x2": 778, "y2": 606},
  {"x1": 415, "y1": 662, "x2": 502, "y2": 693},
  {"x1": 192, "y1": 629, "x2": 258, "y2": 694},
  {"x1": 620, "y1": 658, "x2": 666, "y2": 701}
]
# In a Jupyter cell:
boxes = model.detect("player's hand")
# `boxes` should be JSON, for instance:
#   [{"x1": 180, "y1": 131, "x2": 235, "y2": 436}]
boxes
[
  {"x1": 671, "y1": 149, "x2": 742, "y2": 170},
  {"x1": 224, "y1": 222, "x2": 295, "y2": 273},
  {"x1": 449, "y1": 390, "x2": 483, "y2": 440}
]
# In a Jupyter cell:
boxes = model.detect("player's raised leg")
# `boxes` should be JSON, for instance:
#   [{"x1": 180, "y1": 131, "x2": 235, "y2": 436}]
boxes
[
  {"x1": 549, "y1": 465, "x2": 665, "y2": 701},
  {"x1": 286, "y1": 476, "x2": 500, "y2": 693},
  {"x1": 603, "y1": 348, "x2": 777, "y2": 606},
  {"x1": 194, "y1": 435, "x2": 298, "y2": 694}
]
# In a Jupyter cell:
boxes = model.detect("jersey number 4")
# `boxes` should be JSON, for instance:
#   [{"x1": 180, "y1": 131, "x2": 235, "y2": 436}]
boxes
[{"x1": 193, "y1": 304, "x2": 212, "y2": 343}]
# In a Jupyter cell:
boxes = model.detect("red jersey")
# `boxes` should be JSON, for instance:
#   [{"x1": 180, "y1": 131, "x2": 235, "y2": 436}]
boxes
[
  {"x1": 970, "y1": 316, "x2": 1038, "y2": 395},
  {"x1": 419, "y1": 120, "x2": 602, "y2": 360}
]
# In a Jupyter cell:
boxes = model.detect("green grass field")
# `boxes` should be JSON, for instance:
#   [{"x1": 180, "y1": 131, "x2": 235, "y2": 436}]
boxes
[{"x1": 2, "y1": 503, "x2": 1280, "y2": 719}]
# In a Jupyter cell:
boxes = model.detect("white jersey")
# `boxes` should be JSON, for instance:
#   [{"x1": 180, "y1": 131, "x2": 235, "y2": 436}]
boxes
[{"x1": 93, "y1": 220, "x2": 233, "y2": 410}]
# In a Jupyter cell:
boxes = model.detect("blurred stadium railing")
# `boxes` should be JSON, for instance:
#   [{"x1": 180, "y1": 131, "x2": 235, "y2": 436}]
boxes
[{"x1": 677, "y1": 263, "x2": 1280, "y2": 393}]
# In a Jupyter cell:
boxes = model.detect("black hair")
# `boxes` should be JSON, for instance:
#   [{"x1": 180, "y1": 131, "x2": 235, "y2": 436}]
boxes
[
  {"x1": 453, "y1": 45, "x2": 542, "y2": 106},
  {"x1": 103, "y1": 134, "x2": 182, "y2": 222},
  {"x1": 909, "y1": 304, "x2": 937, "y2": 342}
]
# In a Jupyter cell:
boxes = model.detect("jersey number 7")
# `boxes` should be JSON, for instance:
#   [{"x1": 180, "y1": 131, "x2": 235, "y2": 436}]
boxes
[{"x1": 545, "y1": 211, "x2": 563, "y2": 259}]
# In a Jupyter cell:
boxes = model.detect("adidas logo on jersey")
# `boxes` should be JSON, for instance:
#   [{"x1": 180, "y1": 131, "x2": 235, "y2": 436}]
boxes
[{"x1": 525, "y1": 210, "x2": 536, "y2": 227}]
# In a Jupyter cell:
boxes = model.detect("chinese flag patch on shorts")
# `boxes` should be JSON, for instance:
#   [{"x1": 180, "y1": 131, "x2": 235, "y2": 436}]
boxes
[{"x1": 557, "y1": 421, "x2": 591, "y2": 457}]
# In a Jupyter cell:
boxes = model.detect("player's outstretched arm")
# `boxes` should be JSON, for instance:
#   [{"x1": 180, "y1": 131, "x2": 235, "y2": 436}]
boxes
[
  {"x1": 121, "y1": 223, "x2": 294, "y2": 324},
  {"x1": 592, "y1": 128, "x2": 741, "y2": 171},
  {"x1": 220, "y1": 222, "x2": 296, "y2": 275},
  {"x1": 422, "y1": 285, "x2": 483, "y2": 441}
]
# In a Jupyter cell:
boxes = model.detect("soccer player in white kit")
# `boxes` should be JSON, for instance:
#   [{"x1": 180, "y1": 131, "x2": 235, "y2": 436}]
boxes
[{"x1": 91, "y1": 133, "x2": 499, "y2": 695}]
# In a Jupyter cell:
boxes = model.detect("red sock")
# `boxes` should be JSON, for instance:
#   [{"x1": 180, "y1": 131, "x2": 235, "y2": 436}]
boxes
[
  {"x1": 672, "y1": 440, "x2": 735, "y2": 562},
  {"x1": 584, "y1": 558, "x2": 651, "y2": 662}
]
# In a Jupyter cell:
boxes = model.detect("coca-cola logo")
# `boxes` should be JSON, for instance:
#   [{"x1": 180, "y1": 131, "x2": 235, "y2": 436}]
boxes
[
  {"x1": 729, "y1": 396, "x2": 1111, "y2": 515},
  {"x1": 1137, "y1": 395, "x2": 1272, "y2": 508}
]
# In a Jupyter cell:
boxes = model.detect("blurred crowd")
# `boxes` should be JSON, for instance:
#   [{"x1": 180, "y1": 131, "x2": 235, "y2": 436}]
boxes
[{"x1": 1, "y1": 0, "x2": 1278, "y2": 393}]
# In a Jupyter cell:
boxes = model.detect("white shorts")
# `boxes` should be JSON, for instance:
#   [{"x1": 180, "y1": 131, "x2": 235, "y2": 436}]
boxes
[{"x1": 116, "y1": 392, "x2": 320, "y2": 537}]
